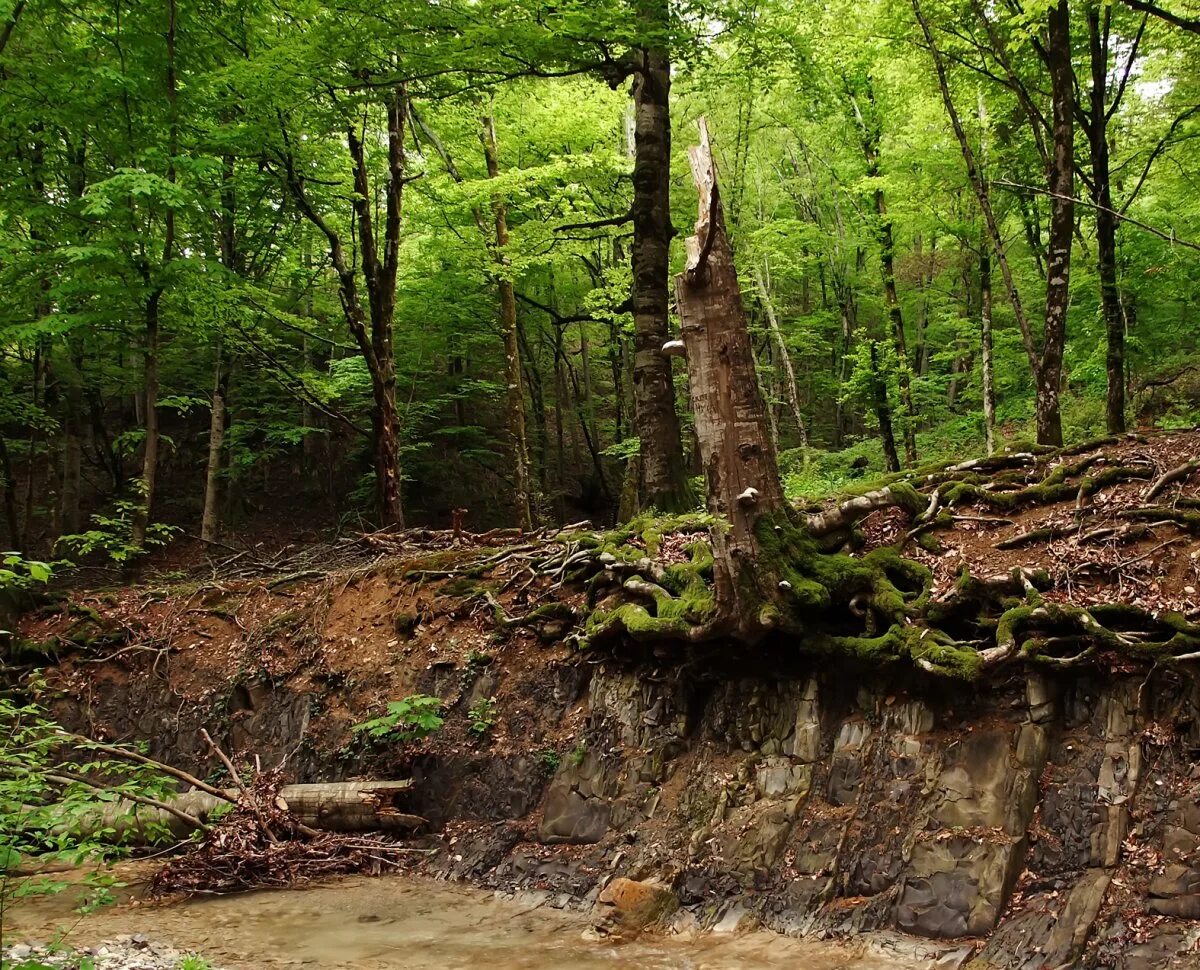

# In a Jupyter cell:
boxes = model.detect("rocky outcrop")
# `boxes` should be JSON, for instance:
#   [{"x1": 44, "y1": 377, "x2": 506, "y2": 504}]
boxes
[
  {"x1": 473, "y1": 657, "x2": 1200, "y2": 967},
  {"x1": 47, "y1": 636, "x2": 1200, "y2": 967}
]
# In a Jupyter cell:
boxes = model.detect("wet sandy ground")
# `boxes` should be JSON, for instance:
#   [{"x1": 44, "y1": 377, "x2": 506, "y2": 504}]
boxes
[{"x1": 2, "y1": 865, "x2": 931, "y2": 969}]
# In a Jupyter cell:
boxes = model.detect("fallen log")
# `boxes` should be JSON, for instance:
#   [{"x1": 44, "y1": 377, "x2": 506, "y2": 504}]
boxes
[{"x1": 61, "y1": 780, "x2": 422, "y2": 842}]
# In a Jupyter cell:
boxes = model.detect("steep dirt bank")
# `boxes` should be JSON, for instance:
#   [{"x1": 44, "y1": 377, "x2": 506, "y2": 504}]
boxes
[{"x1": 13, "y1": 430, "x2": 1200, "y2": 967}]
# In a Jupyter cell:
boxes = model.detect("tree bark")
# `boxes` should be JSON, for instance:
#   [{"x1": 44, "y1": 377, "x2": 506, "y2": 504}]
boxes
[
  {"x1": 913, "y1": 0, "x2": 1064, "y2": 446},
  {"x1": 481, "y1": 113, "x2": 534, "y2": 532},
  {"x1": 870, "y1": 340, "x2": 902, "y2": 473},
  {"x1": 285, "y1": 89, "x2": 406, "y2": 526},
  {"x1": 674, "y1": 119, "x2": 788, "y2": 628},
  {"x1": 132, "y1": 0, "x2": 176, "y2": 548},
  {"x1": 1039, "y1": 0, "x2": 1074, "y2": 448},
  {"x1": 849, "y1": 84, "x2": 918, "y2": 465},
  {"x1": 1087, "y1": 6, "x2": 1126, "y2": 433},
  {"x1": 630, "y1": 8, "x2": 693, "y2": 513},
  {"x1": 201, "y1": 348, "x2": 227, "y2": 544},
  {"x1": 752, "y1": 262, "x2": 810, "y2": 455},
  {"x1": 980, "y1": 232, "x2": 997, "y2": 455},
  {"x1": 0, "y1": 435, "x2": 20, "y2": 550},
  {"x1": 60, "y1": 359, "x2": 84, "y2": 535}
]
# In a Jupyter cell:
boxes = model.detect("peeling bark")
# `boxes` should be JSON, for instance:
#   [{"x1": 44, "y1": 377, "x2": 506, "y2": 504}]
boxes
[{"x1": 674, "y1": 119, "x2": 788, "y2": 627}]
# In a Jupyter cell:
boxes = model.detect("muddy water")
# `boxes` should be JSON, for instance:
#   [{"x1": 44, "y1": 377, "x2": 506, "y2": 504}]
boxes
[{"x1": 4, "y1": 867, "x2": 926, "y2": 969}]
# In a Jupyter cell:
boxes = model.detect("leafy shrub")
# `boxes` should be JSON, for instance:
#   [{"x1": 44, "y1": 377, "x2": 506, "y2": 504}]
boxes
[
  {"x1": 57, "y1": 488, "x2": 179, "y2": 565},
  {"x1": 466, "y1": 696, "x2": 497, "y2": 737},
  {"x1": 350, "y1": 694, "x2": 444, "y2": 744},
  {"x1": 1, "y1": 690, "x2": 178, "y2": 912}
]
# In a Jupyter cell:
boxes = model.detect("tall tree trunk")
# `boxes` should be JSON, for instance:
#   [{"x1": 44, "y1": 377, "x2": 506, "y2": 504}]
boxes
[
  {"x1": 481, "y1": 113, "x2": 534, "y2": 531},
  {"x1": 201, "y1": 346, "x2": 227, "y2": 544},
  {"x1": 850, "y1": 86, "x2": 917, "y2": 464},
  {"x1": 203, "y1": 155, "x2": 239, "y2": 542},
  {"x1": 132, "y1": 292, "x2": 162, "y2": 549},
  {"x1": 60, "y1": 363, "x2": 84, "y2": 536},
  {"x1": 1039, "y1": 0, "x2": 1074, "y2": 447},
  {"x1": 980, "y1": 233, "x2": 997, "y2": 455},
  {"x1": 132, "y1": 0, "x2": 176, "y2": 548},
  {"x1": 673, "y1": 119, "x2": 787, "y2": 630},
  {"x1": 870, "y1": 341, "x2": 902, "y2": 473},
  {"x1": 284, "y1": 85, "x2": 408, "y2": 526},
  {"x1": 629, "y1": 3, "x2": 693, "y2": 513},
  {"x1": 914, "y1": 0, "x2": 1063, "y2": 446},
  {"x1": 752, "y1": 262, "x2": 810, "y2": 455},
  {"x1": 1087, "y1": 7, "x2": 1126, "y2": 433},
  {"x1": 0, "y1": 436, "x2": 20, "y2": 551}
]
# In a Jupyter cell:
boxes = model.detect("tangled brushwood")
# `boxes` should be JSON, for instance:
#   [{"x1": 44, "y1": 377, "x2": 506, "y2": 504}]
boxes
[{"x1": 150, "y1": 767, "x2": 410, "y2": 895}]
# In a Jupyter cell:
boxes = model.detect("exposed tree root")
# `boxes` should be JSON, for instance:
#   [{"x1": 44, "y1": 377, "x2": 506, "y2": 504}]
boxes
[
  {"x1": 1145, "y1": 458, "x2": 1200, "y2": 501},
  {"x1": 384, "y1": 435, "x2": 1200, "y2": 682}
]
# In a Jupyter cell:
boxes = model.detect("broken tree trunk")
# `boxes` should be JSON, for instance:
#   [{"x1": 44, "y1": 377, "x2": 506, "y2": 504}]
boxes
[{"x1": 673, "y1": 119, "x2": 789, "y2": 635}]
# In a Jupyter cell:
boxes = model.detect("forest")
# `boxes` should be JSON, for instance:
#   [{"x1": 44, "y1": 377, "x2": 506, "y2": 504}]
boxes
[
  {"x1": 8, "y1": 0, "x2": 1200, "y2": 967},
  {"x1": 2, "y1": 0, "x2": 1199, "y2": 558}
]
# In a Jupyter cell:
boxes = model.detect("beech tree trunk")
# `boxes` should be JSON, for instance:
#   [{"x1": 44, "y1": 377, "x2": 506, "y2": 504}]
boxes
[
  {"x1": 871, "y1": 340, "x2": 902, "y2": 473},
  {"x1": 60, "y1": 362, "x2": 84, "y2": 535},
  {"x1": 630, "y1": 10, "x2": 693, "y2": 513},
  {"x1": 481, "y1": 113, "x2": 534, "y2": 531},
  {"x1": 0, "y1": 435, "x2": 20, "y2": 550},
  {"x1": 1087, "y1": 7, "x2": 1126, "y2": 434},
  {"x1": 131, "y1": 0, "x2": 176, "y2": 549},
  {"x1": 201, "y1": 349, "x2": 227, "y2": 544},
  {"x1": 914, "y1": 0, "x2": 1065, "y2": 446},
  {"x1": 850, "y1": 84, "x2": 918, "y2": 465},
  {"x1": 1039, "y1": 0, "x2": 1074, "y2": 448},
  {"x1": 284, "y1": 86, "x2": 407, "y2": 527},
  {"x1": 752, "y1": 262, "x2": 810, "y2": 454},
  {"x1": 980, "y1": 235, "x2": 997, "y2": 456},
  {"x1": 674, "y1": 119, "x2": 788, "y2": 626}
]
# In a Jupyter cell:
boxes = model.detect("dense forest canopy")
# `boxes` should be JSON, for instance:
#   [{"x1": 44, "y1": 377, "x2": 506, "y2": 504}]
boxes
[{"x1": 2, "y1": 0, "x2": 1199, "y2": 557}]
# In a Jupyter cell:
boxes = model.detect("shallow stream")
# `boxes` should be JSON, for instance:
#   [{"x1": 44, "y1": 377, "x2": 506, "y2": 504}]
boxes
[{"x1": 3, "y1": 866, "x2": 933, "y2": 969}]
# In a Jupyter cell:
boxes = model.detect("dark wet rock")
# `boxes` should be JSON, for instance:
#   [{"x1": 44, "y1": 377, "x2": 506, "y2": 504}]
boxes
[{"x1": 896, "y1": 837, "x2": 1023, "y2": 938}]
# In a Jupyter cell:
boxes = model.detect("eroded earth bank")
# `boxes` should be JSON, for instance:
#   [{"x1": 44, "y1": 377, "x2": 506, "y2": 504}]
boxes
[{"x1": 17, "y1": 431, "x2": 1200, "y2": 968}]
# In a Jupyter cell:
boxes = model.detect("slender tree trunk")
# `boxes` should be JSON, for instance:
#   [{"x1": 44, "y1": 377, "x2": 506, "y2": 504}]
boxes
[
  {"x1": 481, "y1": 113, "x2": 533, "y2": 531},
  {"x1": 1039, "y1": 0, "x2": 1074, "y2": 448},
  {"x1": 1087, "y1": 7, "x2": 1126, "y2": 433},
  {"x1": 132, "y1": 0, "x2": 176, "y2": 548},
  {"x1": 201, "y1": 347, "x2": 227, "y2": 544},
  {"x1": 0, "y1": 436, "x2": 21, "y2": 551},
  {"x1": 850, "y1": 87, "x2": 917, "y2": 464},
  {"x1": 60, "y1": 364, "x2": 83, "y2": 536},
  {"x1": 870, "y1": 341, "x2": 901, "y2": 473},
  {"x1": 580, "y1": 326, "x2": 599, "y2": 454},
  {"x1": 132, "y1": 292, "x2": 161, "y2": 548},
  {"x1": 630, "y1": 4, "x2": 693, "y2": 513},
  {"x1": 914, "y1": 0, "x2": 1062, "y2": 445},
  {"x1": 752, "y1": 262, "x2": 810, "y2": 455},
  {"x1": 980, "y1": 234, "x2": 997, "y2": 455},
  {"x1": 674, "y1": 119, "x2": 786, "y2": 627}
]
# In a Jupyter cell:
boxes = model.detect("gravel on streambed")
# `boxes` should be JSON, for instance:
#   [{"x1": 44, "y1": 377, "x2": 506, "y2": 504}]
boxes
[{"x1": 2, "y1": 935, "x2": 217, "y2": 969}]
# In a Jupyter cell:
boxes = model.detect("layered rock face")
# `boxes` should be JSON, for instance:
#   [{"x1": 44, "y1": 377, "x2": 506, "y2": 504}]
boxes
[
  {"x1": 426, "y1": 660, "x2": 1200, "y2": 968},
  {"x1": 50, "y1": 640, "x2": 1200, "y2": 966}
]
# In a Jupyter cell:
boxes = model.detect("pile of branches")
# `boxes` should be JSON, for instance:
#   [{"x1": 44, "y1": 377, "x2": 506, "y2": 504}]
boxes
[
  {"x1": 151, "y1": 732, "x2": 411, "y2": 896},
  {"x1": 151, "y1": 767, "x2": 406, "y2": 895}
]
